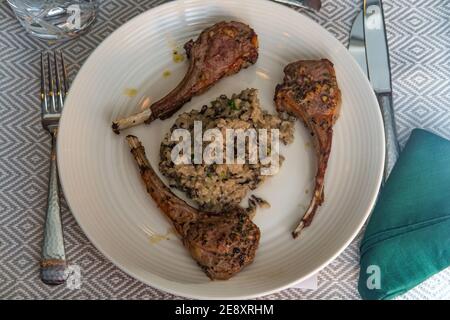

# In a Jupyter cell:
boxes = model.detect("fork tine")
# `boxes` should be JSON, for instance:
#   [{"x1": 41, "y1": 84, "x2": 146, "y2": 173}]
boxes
[
  {"x1": 40, "y1": 52, "x2": 48, "y2": 114},
  {"x1": 53, "y1": 51, "x2": 64, "y2": 111},
  {"x1": 60, "y1": 51, "x2": 69, "y2": 96},
  {"x1": 47, "y1": 53, "x2": 56, "y2": 113}
]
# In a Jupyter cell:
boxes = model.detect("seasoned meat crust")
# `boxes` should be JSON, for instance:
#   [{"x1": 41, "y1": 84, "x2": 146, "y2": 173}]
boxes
[
  {"x1": 111, "y1": 21, "x2": 259, "y2": 134},
  {"x1": 185, "y1": 208, "x2": 260, "y2": 280},
  {"x1": 275, "y1": 59, "x2": 341, "y2": 238},
  {"x1": 149, "y1": 21, "x2": 259, "y2": 121},
  {"x1": 127, "y1": 136, "x2": 260, "y2": 280}
]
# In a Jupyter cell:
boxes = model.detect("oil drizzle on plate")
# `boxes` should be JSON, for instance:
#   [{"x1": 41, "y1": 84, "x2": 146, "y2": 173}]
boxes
[
  {"x1": 123, "y1": 87, "x2": 138, "y2": 97},
  {"x1": 149, "y1": 232, "x2": 170, "y2": 245},
  {"x1": 148, "y1": 228, "x2": 176, "y2": 245},
  {"x1": 172, "y1": 49, "x2": 185, "y2": 63}
]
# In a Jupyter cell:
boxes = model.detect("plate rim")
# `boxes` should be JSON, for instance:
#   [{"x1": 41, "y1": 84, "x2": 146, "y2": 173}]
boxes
[{"x1": 58, "y1": 0, "x2": 385, "y2": 299}]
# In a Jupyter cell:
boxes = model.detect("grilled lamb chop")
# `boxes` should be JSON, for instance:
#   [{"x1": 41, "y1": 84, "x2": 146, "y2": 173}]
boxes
[
  {"x1": 113, "y1": 21, "x2": 259, "y2": 134},
  {"x1": 126, "y1": 135, "x2": 260, "y2": 280},
  {"x1": 274, "y1": 59, "x2": 341, "y2": 238}
]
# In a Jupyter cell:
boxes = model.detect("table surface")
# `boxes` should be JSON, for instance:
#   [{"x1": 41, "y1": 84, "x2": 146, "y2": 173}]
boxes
[{"x1": 1, "y1": 0, "x2": 449, "y2": 300}]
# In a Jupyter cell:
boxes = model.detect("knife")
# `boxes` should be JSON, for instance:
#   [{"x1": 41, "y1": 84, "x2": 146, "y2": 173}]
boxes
[
  {"x1": 348, "y1": 10, "x2": 368, "y2": 77},
  {"x1": 364, "y1": 0, "x2": 400, "y2": 181}
]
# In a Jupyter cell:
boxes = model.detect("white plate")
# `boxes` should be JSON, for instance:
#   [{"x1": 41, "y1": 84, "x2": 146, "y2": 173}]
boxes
[{"x1": 58, "y1": 0, "x2": 384, "y2": 299}]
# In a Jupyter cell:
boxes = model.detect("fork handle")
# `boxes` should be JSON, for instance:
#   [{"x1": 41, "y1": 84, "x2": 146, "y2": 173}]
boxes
[{"x1": 41, "y1": 129, "x2": 66, "y2": 285}]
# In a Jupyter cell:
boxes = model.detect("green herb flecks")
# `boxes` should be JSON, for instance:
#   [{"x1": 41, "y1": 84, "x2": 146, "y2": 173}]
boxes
[{"x1": 228, "y1": 99, "x2": 238, "y2": 110}]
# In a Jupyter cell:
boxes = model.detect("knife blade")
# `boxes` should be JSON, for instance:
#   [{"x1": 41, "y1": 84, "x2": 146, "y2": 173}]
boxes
[
  {"x1": 364, "y1": 0, "x2": 400, "y2": 180},
  {"x1": 364, "y1": 0, "x2": 391, "y2": 93},
  {"x1": 348, "y1": 10, "x2": 368, "y2": 77}
]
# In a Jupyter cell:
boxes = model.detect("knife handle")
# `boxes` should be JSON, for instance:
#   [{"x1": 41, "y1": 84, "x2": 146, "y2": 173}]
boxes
[{"x1": 377, "y1": 93, "x2": 400, "y2": 182}]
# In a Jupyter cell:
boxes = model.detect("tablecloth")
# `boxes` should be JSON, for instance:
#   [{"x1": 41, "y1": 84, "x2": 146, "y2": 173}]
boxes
[{"x1": 0, "y1": 0, "x2": 449, "y2": 299}]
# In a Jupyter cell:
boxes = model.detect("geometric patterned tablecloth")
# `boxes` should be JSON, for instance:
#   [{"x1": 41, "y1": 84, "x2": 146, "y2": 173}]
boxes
[{"x1": 0, "y1": 0, "x2": 449, "y2": 299}]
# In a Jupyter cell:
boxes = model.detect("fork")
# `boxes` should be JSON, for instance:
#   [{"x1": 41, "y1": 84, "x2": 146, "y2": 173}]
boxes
[{"x1": 40, "y1": 51, "x2": 69, "y2": 285}]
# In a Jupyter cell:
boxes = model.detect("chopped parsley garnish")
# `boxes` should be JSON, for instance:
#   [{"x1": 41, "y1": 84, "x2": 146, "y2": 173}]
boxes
[{"x1": 228, "y1": 99, "x2": 238, "y2": 110}]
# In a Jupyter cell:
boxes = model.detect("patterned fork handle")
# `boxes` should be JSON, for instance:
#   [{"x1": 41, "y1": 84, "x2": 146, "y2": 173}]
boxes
[{"x1": 41, "y1": 129, "x2": 66, "y2": 285}]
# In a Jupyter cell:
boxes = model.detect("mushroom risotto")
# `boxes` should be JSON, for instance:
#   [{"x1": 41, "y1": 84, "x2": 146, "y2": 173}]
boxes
[{"x1": 159, "y1": 88, "x2": 295, "y2": 212}]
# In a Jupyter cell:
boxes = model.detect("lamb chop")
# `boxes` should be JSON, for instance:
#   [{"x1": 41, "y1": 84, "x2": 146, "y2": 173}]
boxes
[
  {"x1": 126, "y1": 135, "x2": 260, "y2": 280},
  {"x1": 274, "y1": 59, "x2": 341, "y2": 238},
  {"x1": 112, "y1": 21, "x2": 259, "y2": 134}
]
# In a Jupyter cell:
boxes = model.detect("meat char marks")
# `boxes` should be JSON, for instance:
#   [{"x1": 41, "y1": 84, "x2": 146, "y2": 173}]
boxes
[
  {"x1": 126, "y1": 135, "x2": 260, "y2": 280},
  {"x1": 113, "y1": 21, "x2": 259, "y2": 134},
  {"x1": 275, "y1": 59, "x2": 341, "y2": 238}
]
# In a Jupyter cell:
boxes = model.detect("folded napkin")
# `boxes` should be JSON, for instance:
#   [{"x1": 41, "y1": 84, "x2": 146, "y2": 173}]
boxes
[{"x1": 358, "y1": 129, "x2": 450, "y2": 300}]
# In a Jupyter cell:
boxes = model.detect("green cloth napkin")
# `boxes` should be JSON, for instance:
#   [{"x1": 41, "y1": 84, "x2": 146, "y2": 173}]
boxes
[{"x1": 358, "y1": 129, "x2": 450, "y2": 300}]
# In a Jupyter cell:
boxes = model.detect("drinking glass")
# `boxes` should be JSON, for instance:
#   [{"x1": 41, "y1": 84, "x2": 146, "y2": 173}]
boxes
[{"x1": 7, "y1": 0, "x2": 98, "y2": 41}]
